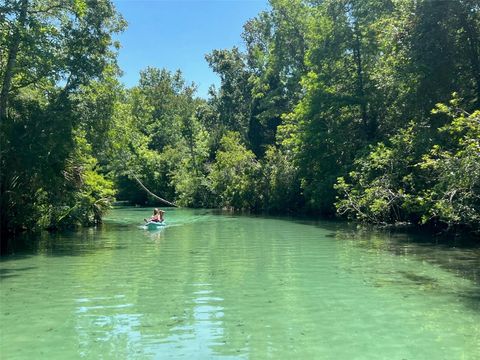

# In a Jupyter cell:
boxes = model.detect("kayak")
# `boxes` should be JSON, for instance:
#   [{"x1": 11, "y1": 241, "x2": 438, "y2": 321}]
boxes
[{"x1": 144, "y1": 221, "x2": 165, "y2": 230}]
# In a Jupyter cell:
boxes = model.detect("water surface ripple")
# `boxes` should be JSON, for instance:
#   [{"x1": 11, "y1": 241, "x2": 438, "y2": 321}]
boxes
[{"x1": 1, "y1": 208, "x2": 479, "y2": 359}]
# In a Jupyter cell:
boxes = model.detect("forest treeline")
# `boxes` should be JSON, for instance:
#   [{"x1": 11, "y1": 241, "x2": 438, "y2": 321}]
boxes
[{"x1": 1, "y1": 0, "x2": 479, "y2": 243}]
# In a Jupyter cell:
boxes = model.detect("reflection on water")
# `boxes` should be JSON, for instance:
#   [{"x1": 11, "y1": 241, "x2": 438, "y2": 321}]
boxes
[
  {"x1": 1, "y1": 208, "x2": 479, "y2": 359},
  {"x1": 332, "y1": 226, "x2": 480, "y2": 287}
]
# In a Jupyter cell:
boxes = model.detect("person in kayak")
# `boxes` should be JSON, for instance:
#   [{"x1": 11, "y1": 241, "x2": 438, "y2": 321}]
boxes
[{"x1": 144, "y1": 208, "x2": 165, "y2": 223}]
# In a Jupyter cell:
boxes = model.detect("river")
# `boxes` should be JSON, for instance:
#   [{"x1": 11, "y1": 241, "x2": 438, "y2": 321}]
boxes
[{"x1": 1, "y1": 207, "x2": 479, "y2": 359}]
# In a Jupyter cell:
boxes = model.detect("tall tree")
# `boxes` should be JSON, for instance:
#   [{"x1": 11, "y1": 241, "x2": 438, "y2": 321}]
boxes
[
  {"x1": 243, "y1": 0, "x2": 309, "y2": 155},
  {"x1": 0, "y1": 0, "x2": 125, "y2": 241},
  {"x1": 205, "y1": 48, "x2": 252, "y2": 148},
  {"x1": 0, "y1": 0, "x2": 28, "y2": 122}
]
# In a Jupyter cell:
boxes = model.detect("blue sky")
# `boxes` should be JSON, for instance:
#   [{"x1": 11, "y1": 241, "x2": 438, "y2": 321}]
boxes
[{"x1": 113, "y1": 0, "x2": 269, "y2": 97}]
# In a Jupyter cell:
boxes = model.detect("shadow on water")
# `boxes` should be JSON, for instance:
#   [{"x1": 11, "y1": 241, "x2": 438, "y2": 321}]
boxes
[
  {"x1": 247, "y1": 212, "x2": 480, "y2": 312},
  {"x1": 461, "y1": 287, "x2": 480, "y2": 312},
  {"x1": 0, "y1": 266, "x2": 37, "y2": 280},
  {"x1": 324, "y1": 224, "x2": 480, "y2": 312},
  {"x1": 0, "y1": 222, "x2": 131, "y2": 261},
  {"x1": 397, "y1": 270, "x2": 439, "y2": 286},
  {"x1": 295, "y1": 217, "x2": 480, "y2": 281}
]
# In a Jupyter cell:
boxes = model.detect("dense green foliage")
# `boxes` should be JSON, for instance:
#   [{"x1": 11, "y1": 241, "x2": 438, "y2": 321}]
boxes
[
  {"x1": 0, "y1": 0, "x2": 125, "y2": 238},
  {"x1": 2, "y1": 0, "x2": 479, "y2": 247},
  {"x1": 335, "y1": 102, "x2": 480, "y2": 228}
]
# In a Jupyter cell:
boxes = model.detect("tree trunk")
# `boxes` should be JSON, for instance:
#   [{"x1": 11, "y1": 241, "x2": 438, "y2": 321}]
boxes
[
  {"x1": 465, "y1": 20, "x2": 480, "y2": 107},
  {"x1": 0, "y1": 0, "x2": 29, "y2": 124},
  {"x1": 352, "y1": 22, "x2": 370, "y2": 139}
]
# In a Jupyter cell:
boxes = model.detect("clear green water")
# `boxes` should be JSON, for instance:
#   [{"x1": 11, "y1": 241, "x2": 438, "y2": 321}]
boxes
[{"x1": 1, "y1": 208, "x2": 479, "y2": 359}]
